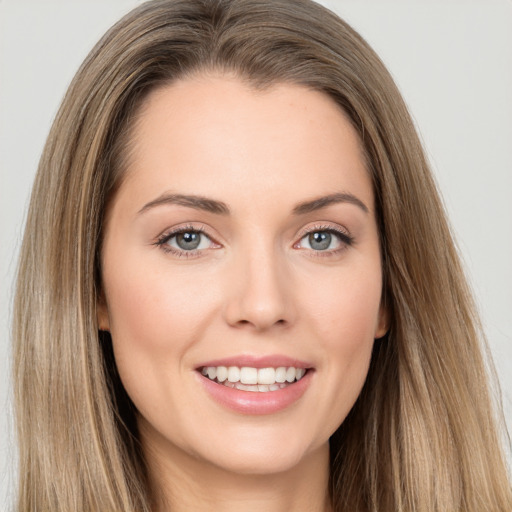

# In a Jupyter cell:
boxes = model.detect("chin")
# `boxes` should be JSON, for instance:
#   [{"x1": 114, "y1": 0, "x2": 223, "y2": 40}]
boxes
[{"x1": 192, "y1": 432, "x2": 327, "y2": 477}]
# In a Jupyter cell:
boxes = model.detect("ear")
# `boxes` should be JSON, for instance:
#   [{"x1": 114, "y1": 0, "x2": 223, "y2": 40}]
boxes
[
  {"x1": 374, "y1": 300, "x2": 390, "y2": 339},
  {"x1": 97, "y1": 290, "x2": 110, "y2": 331}
]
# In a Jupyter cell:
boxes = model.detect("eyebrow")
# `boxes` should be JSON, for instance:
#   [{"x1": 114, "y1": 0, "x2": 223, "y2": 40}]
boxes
[
  {"x1": 138, "y1": 191, "x2": 368, "y2": 216},
  {"x1": 138, "y1": 193, "x2": 230, "y2": 215},
  {"x1": 292, "y1": 192, "x2": 369, "y2": 215}
]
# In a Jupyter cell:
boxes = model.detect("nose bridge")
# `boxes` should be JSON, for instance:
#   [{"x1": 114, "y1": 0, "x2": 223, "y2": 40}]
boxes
[{"x1": 223, "y1": 235, "x2": 293, "y2": 330}]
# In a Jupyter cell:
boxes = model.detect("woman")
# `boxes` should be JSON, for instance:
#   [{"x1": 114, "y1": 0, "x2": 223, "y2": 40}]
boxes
[{"x1": 12, "y1": 0, "x2": 511, "y2": 510}]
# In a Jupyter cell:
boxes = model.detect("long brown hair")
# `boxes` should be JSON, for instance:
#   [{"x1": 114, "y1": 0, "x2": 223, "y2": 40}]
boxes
[{"x1": 13, "y1": 0, "x2": 511, "y2": 510}]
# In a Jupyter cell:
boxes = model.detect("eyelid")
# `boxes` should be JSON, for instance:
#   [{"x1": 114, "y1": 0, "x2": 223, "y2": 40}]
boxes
[{"x1": 295, "y1": 222, "x2": 351, "y2": 240}]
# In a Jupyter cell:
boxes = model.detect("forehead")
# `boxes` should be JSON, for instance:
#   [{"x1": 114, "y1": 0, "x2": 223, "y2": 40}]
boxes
[{"x1": 118, "y1": 74, "x2": 373, "y2": 215}]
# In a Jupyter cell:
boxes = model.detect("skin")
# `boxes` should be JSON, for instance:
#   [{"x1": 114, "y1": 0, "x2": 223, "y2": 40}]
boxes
[{"x1": 98, "y1": 74, "x2": 388, "y2": 512}]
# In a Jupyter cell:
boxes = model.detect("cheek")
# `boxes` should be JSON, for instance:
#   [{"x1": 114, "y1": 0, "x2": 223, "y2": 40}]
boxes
[
  {"x1": 100, "y1": 251, "x2": 220, "y2": 403},
  {"x1": 104, "y1": 253, "x2": 216, "y2": 351},
  {"x1": 306, "y1": 262, "x2": 383, "y2": 345},
  {"x1": 300, "y1": 263, "x2": 381, "y2": 421},
  {"x1": 103, "y1": 267, "x2": 225, "y2": 441}
]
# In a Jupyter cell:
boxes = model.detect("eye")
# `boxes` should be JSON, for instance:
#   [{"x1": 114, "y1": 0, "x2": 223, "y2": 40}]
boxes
[
  {"x1": 295, "y1": 226, "x2": 353, "y2": 253},
  {"x1": 299, "y1": 231, "x2": 340, "y2": 251},
  {"x1": 168, "y1": 230, "x2": 210, "y2": 251},
  {"x1": 155, "y1": 226, "x2": 219, "y2": 256}
]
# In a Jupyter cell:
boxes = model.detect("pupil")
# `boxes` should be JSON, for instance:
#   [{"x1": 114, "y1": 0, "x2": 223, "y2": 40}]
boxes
[
  {"x1": 309, "y1": 231, "x2": 331, "y2": 251},
  {"x1": 176, "y1": 231, "x2": 201, "y2": 250}
]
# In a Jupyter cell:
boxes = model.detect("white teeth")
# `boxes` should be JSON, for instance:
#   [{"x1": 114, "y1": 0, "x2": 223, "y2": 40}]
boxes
[
  {"x1": 240, "y1": 367, "x2": 258, "y2": 384},
  {"x1": 201, "y1": 365, "x2": 308, "y2": 390},
  {"x1": 227, "y1": 366, "x2": 240, "y2": 383},
  {"x1": 216, "y1": 366, "x2": 228, "y2": 382},
  {"x1": 257, "y1": 367, "x2": 276, "y2": 384},
  {"x1": 236, "y1": 383, "x2": 258, "y2": 392},
  {"x1": 275, "y1": 367, "x2": 287, "y2": 383},
  {"x1": 285, "y1": 367, "x2": 296, "y2": 383}
]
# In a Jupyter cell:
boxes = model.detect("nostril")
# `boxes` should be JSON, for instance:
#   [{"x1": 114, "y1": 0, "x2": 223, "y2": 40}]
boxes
[{"x1": 232, "y1": 317, "x2": 288, "y2": 330}]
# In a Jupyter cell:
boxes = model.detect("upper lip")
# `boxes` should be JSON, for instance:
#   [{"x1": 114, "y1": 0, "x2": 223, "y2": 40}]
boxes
[{"x1": 196, "y1": 354, "x2": 313, "y2": 370}]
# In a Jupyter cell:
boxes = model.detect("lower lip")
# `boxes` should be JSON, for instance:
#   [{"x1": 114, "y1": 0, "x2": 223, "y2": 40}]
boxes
[{"x1": 197, "y1": 370, "x2": 313, "y2": 415}]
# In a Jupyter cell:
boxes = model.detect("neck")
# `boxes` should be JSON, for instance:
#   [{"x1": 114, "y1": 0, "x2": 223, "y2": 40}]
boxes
[{"x1": 141, "y1": 424, "x2": 332, "y2": 512}]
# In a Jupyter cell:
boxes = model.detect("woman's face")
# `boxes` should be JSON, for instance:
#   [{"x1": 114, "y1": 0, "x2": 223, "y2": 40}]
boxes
[{"x1": 98, "y1": 75, "x2": 387, "y2": 476}]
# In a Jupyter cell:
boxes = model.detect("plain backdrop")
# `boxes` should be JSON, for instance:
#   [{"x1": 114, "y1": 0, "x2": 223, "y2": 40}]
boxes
[{"x1": 1, "y1": 0, "x2": 511, "y2": 508}]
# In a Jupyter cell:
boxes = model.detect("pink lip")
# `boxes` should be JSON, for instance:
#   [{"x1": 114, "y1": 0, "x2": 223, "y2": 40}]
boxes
[{"x1": 196, "y1": 354, "x2": 313, "y2": 370}]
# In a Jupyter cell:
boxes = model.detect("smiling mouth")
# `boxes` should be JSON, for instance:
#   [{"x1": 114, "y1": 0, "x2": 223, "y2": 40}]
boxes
[{"x1": 199, "y1": 366, "x2": 309, "y2": 393}]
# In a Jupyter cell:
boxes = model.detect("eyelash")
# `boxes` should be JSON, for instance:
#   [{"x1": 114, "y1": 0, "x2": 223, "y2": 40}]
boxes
[{"x1": 154, "y1": 223, "x2": 354, "y2": 258}]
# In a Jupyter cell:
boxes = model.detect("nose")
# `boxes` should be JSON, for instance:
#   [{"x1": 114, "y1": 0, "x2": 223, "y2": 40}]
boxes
[{"x1": 223, "y1": 242, "x2": 295, "y2": 331}]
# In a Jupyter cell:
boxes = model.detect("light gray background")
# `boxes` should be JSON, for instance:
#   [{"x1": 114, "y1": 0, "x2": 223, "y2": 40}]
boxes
[{"x1": 1, "y1": 0, "x2": 511, "y2": 508}]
